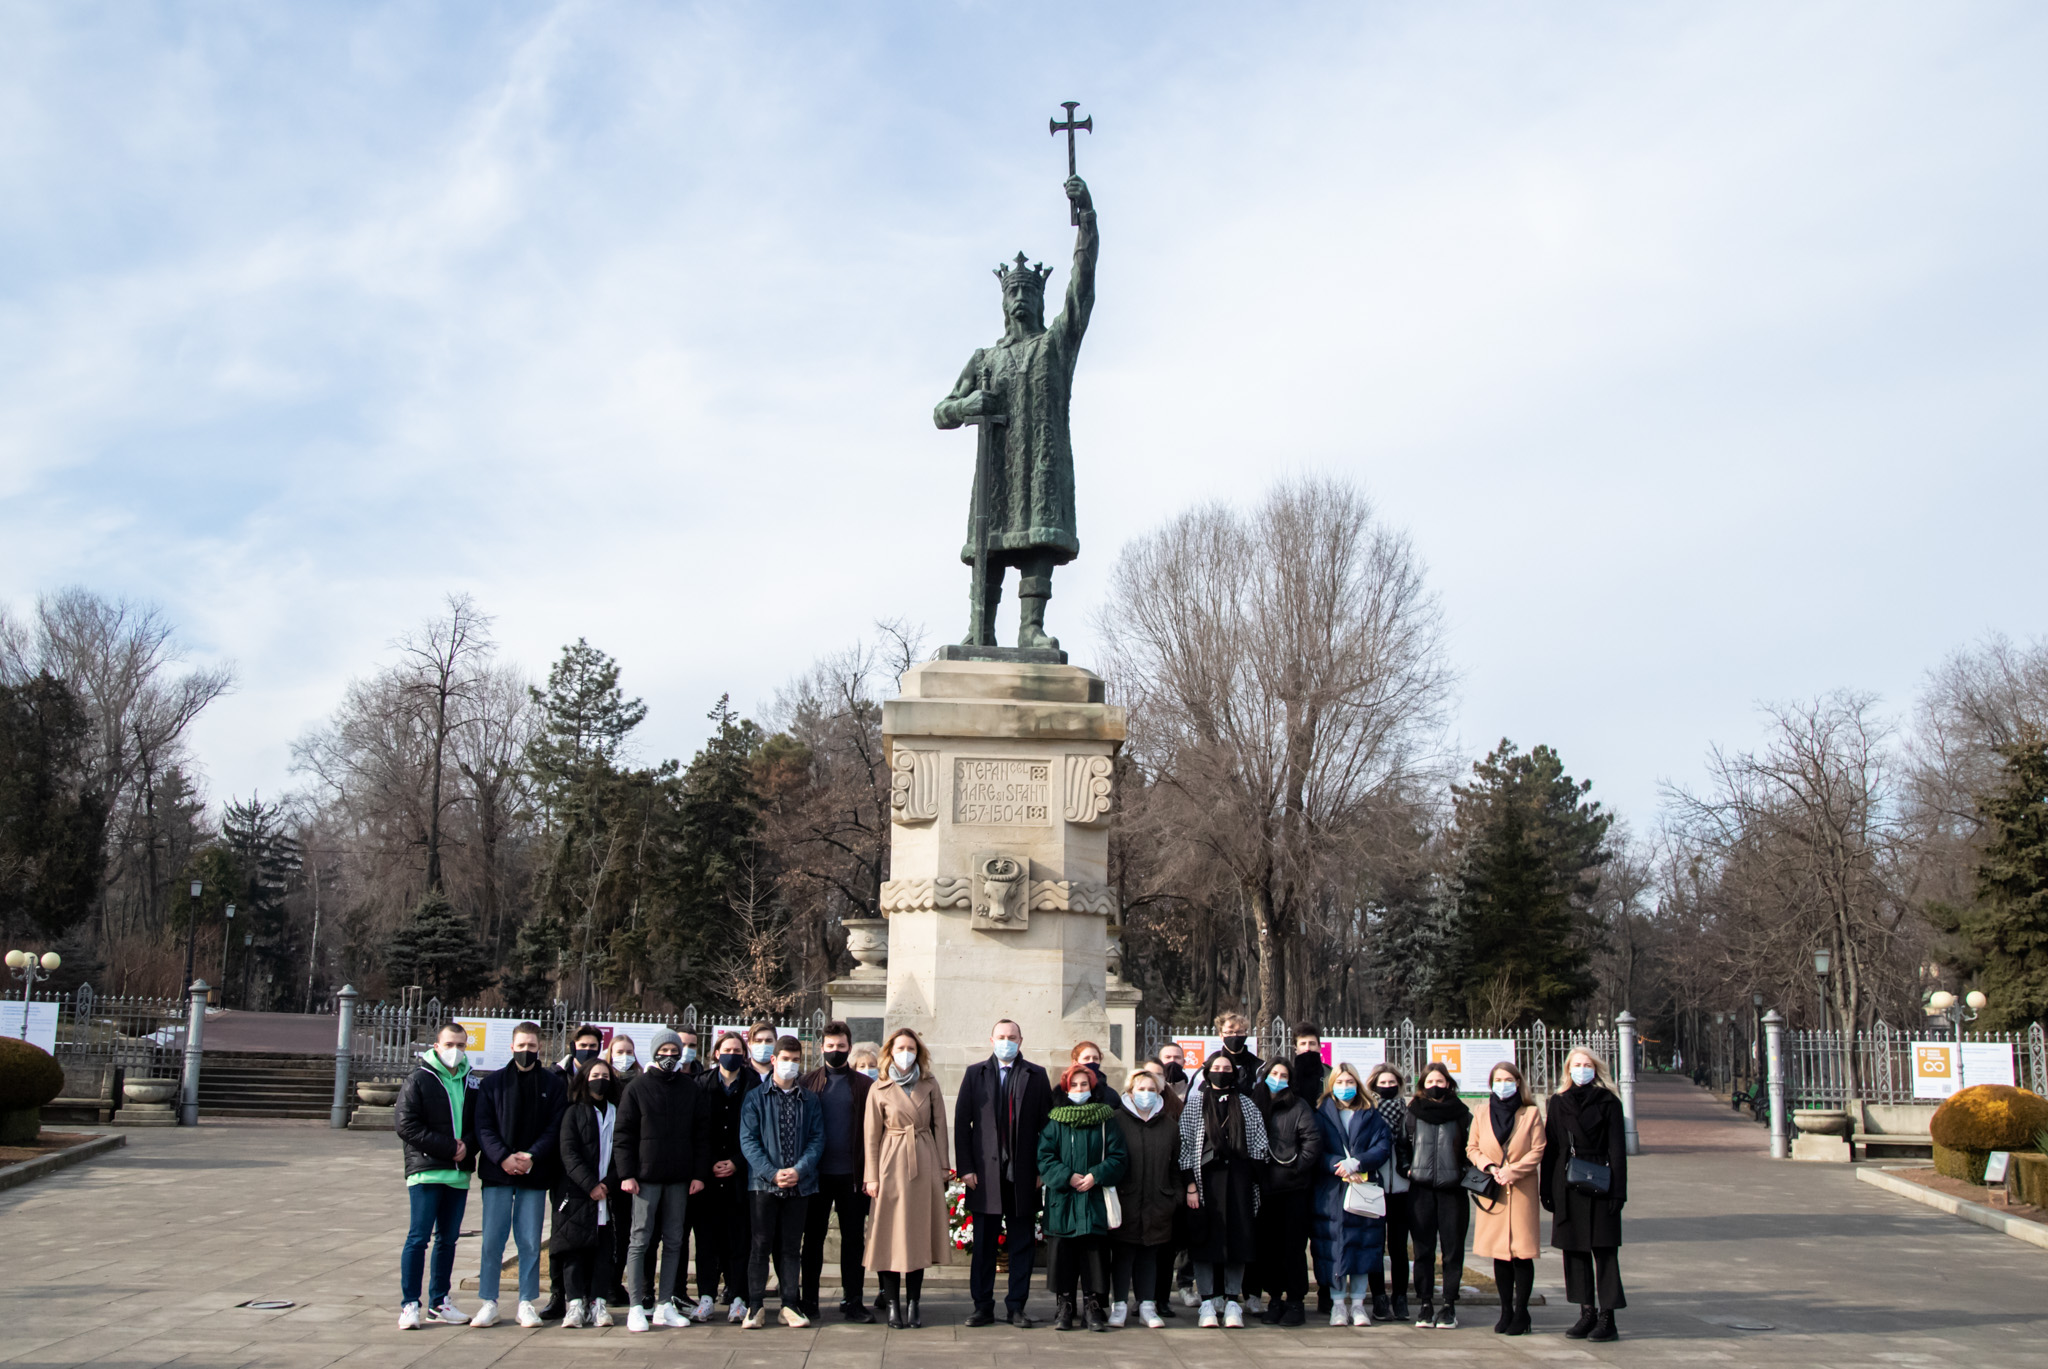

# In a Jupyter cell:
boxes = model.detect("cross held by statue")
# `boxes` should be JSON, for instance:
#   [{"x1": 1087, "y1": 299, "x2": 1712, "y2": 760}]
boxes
[{"x1": 1050, "y1": 101, "x2": 1092, "y2": 224}]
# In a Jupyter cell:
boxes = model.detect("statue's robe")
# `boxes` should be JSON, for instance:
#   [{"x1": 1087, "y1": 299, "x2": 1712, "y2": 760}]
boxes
[{"x1": 936, "y1": 208, "x2": 1097, "y2": 566}]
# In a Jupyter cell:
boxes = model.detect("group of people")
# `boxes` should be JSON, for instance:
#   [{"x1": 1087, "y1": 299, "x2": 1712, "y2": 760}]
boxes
[{"x1": 392, "y1": 1010, "x2": 1630, "y2": 1342}]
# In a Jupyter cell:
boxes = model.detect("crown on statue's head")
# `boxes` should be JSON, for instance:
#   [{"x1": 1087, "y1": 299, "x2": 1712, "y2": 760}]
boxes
[{"x1": 993, "y1": 252, "x2": 1052, "y2": 295}]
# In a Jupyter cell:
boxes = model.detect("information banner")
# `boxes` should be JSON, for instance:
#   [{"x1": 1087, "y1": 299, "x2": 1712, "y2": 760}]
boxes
[
  {"x1": 1424, "y1": 1037, "x2": 1517, "y2": 1091},
  {"x1": 1172, "y1": 1036, "x2": 1225, "y2": 1070},
  {"x1": 0, "y1": 1000, "x2": 58, "y2": 1054},
  {"x1": 1963, "y1": 1041, "x2": 2017, "y2": 1089},
  {"x1": 1323, "y1": 1036, "x2": 1388, "y2": 1073}
]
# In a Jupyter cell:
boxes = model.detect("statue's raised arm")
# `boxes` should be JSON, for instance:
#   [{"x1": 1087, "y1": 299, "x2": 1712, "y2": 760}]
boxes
[{"x1": 1050, "y1": 176, "x2": 1097, "y2": 350}]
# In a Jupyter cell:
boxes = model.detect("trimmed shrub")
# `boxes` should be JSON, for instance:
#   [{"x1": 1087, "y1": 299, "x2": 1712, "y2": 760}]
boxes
[
  {"x1": 1930, "y1": 1085, "x2": 2048, "y2": 1151},
  {"x1": 0, "y1": 1037, "x2": 64, "y2": 1110},
  {"x1": 1934, "y1": 1141, "x2": 1990, "y2": 1184},
  {"x1": 2012, "y1": 1153, "x2": 2048, "y2": 1208}
]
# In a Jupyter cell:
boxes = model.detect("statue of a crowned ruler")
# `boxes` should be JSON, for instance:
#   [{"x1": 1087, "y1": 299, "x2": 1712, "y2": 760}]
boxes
[{"x1": 828, "y1": 106, "x2": 1137, "y2": 1090}]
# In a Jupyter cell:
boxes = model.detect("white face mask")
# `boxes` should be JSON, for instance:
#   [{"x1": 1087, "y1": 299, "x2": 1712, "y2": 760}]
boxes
[
  {"x1": 1569, "y1": 1065, "x2": 1596, "y2": 1087},
  {"x1": 893, "y1": 1048, "x2": 918, "y2": 1072},
  {"x1": 775, "y1": 1059, "x2": 801, "y2": 1082},
  {"x1": 612, "y1": 1053, "x2": 636, "y2": 1070},
  {"x1": 1131, "y1": 1090, "x2": 1161, "y2": 1113},
  {"x1": 1067, "y1": 1088, "x2": 1093, "y2": 1105},
  {"x1": 1492, "y1": 1080, "x2": 1519, "y2": 1100},
  {"x1": 436, "y1": 1044, "x2": 466, "y2": 1069}
]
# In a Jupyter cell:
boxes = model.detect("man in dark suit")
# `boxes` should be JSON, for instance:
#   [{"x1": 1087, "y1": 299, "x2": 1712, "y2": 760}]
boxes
[{"x1": 954, "y1": 1018, "x2": 1053, "y2": 1327}]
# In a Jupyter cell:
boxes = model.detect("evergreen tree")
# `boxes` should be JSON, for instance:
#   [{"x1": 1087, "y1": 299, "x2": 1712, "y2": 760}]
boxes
[
  {"x1": 218, "y1": 794, "x2": 303, "y2": 1009},
  {"x1": 1951, "y1": 728, "x2": 2048, "y2": 1029},
  {"x1": 0, "y1": 673, "x2": 107, "y2": 943},
  {"x1": 526, "y1": 640, "x2": 647, "y2": 807},
  {"x1": 387, "y1": 887, "x2": 493, "y2": 1003},
  {"x1": 656, "y1": 695, "x2": 767, "y2": 1007},
  {"x1": 1450, "y1": 740, "x2": 1612, "y2": 1026},
  {"x1": 1368, "y1": 876, "x2": 1465, "y2": 1024}
]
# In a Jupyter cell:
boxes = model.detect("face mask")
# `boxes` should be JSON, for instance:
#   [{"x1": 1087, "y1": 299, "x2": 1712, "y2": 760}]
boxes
[
  {"x1": 1425, "y1": 1083, "x2": 1451, "y2": 1100},
  {"x1": 1221, "y1": 1035, "x2": 1246, "y2": 1053},
  {"x1": 655, "y1": 1053, "x2": 680, "y2": 1071},
  {"x1": 1333, "y1": 1082, "x2": 1358, "y2": 1103},
  {"x1": 679, "y1": 1046, "x2": 698, "y2": 1065},
  {"x1": 1208, "y1": 1072, "x2": 1235, "y2": 1092},
  {"x1": 893, "y1": 1049, "x2": 918, "y2": 1072},
  {"x1": 436, "y1": 1045, "x2": 466, "y2": 1069},
  {"x1": 1493, "y1": 1080, "x2": 1519, "y2": 1100},
  {"x1": 718, "y1": 1052, "x2": 745, "y2": 1072},
  {"x1": 1570, "y1": 1065, "x2": 1596, "y2": 1087},
  {"x1": 751, "y1": 1041, "x2": 774, "y2": 1063},
  {"x1": 859, "y1": 1067, "x2": 879, "y2": 1079},
  {"x1": 574, "y1": 1046, "x2": 600, "y2": 1063},
  {"x1": 1163, "y1": 1062, "x2": 1186, "y2": 1082},
  {"x1": 1265, "y1": 1076, "x2": 1288, "y2": 1094},
  {"x1": 1067, "y1": 1088, "x2": 1093, "y2": 1105},
  {"x1": 511, "y1": 1048, "x2": 538, "y2": 1070},
  {"x1": 1131, "y1": 1090, "x2": 1161, "y2": 1113},
  {"x1": 775, "y1": 1059, "x2": 802, "y2": 1082},
  {"x1": 588, "y1": 1079, "x2": 611, "y2": 1102},
  {"x1": 992, "y1": 1039, "x2": 1020, "y2": 1062},
  {"x1": 1295, "y1": 1049, "x2": 1321, "y2": 1069},
  {"x1": 1374, "y1": 1083, "x2": 1399, "y2": 1099},
  {"x1": 611, "y1": 1052, "x2": 635, "y2": 1070},
  {"x1": 824, "y1": 1050, "x2": 850, "y2": 1069}
]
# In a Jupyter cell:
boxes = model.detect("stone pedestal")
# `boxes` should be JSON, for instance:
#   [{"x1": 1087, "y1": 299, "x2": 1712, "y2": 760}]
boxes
[{"x1": 831, "y1": 659, "x2": 1131, "y2": 1093}]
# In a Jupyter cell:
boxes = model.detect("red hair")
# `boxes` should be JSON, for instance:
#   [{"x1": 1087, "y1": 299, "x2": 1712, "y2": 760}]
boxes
[{"x1": 1057, "y1": 1063, "x2": 1097, "y2": 1094}]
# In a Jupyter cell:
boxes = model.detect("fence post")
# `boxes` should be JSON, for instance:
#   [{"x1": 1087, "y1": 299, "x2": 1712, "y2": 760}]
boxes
[
  {"x1": 1763, "y1": 1009, "x2": 1787, "y2": 1159},
  {"x1": 1615, "y1": 1011, "x2": 1640, "y2": 1156},
  {"x1": 179, "y1": 979, "x2": 209, "y2": 1127},
  {"x1": 330, "y1": 984, "x2": 358, "y2": 1129}
]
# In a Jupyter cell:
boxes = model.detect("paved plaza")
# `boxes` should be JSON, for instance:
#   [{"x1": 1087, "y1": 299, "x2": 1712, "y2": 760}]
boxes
[{"x1": 3, "y1": 1077, "x2": 2045, "y2": 1368}]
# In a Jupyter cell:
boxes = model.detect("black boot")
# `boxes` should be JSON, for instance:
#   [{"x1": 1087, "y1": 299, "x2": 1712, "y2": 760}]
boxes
[
  {"x1": 1279, "y1": 1298, "x2": 1305, "y2": 1327},
  {"x1": 1315, "y1": 1285, "x2": 1331, "y2": 1315},
  {"x1": 1392, "y1": 1291, "x2": 1409, "y2": 1322},
  {"x1": 907, "y1": 1299, "x2": 921, "y2": 1329},
  {"x1": 887, "y1": 1298, "x2": 905, "y2": 1330},
  {"x1": 1588, "y1": 1310, "x2": 1617, "y2": 1342},
  {"x1": 1054, "y1": 1295, "x2": 1078, "y2": 1331},
  {"x1": 1372, "y1": 1291, "x2": 1392, "y2": 1323},
  {"x1": 1260, "y1": 1297, "x2": 1284, "y2": 1325},
  {"x1": 1085, "y1": 1294, "x2": 1108, "y2": 1331},
  {"x1": 1493, "y1": 1261, "x2": 1513, "y2": 1333},
  {"x1": 1566, "y1": 1305, "x2": 1597, "y2": 1339},
  {"x1": 1506, "y1": 1263, "x2": 1533, "y2": 1336}
]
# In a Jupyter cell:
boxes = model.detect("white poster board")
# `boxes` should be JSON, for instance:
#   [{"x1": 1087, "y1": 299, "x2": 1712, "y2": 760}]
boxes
[
  {"x1": 1172, "y1": 1036, "x2": 1225, "y2": 1070},
  {"x1": 1425, "y1": 1038, "x2": 1517, "y2": 1092},
  {"x1": 0, "y1": 1000, "x2": 58, "y2": 1054},
  {"x1": 1323, "y1": 1036, "x2": 1388, "y2": 1073},
  {"x1": 1962, "y1": 1041, "x2": 2017, "y2": 1088}
]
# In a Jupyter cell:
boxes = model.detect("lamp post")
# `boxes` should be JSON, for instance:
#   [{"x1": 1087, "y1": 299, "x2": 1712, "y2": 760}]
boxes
[
  {"x1": 219, "y1": 904, "x2": 236, "y2": 1003},
  {"x1": 1752, "y1": 991, "x2": 1765, "y2": 1080},
  {"x1": 1813, "y1": 947, "x2": 1832, "y2": 1031},
  {"x1": 181, "y1": 879, "x2": 204, "y2": 996},
  {"x1": 5, "y1": 949, "x2": 62, "y2": 1040}
]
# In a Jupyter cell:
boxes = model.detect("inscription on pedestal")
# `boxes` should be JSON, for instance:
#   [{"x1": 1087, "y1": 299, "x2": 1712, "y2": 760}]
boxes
[{"x1": 954, "y1": 758, "x2": 1052, "y2": 825}]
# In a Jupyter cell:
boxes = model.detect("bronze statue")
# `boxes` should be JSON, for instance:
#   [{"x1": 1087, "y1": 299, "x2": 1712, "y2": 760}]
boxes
[{"x1": 934, "y1": 154, "x2": 1097, "y2": 661}]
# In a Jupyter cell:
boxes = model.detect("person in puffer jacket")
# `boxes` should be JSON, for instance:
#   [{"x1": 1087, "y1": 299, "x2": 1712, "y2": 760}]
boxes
[{"x1": 393, "y1": 1022, "x2": 480, "y2": 1330}]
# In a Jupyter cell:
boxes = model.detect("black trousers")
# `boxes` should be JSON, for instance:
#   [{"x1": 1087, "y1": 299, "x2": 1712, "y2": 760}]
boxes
[
  {"x1": 559, "y1": 1231, "x2": 617, "y2": 1305},
  {"x1": 1253, "y1": 1188, "x2": 1312, "y2": 1301},
  {"x1": 970, "y1": 1206, "x2": 1040, "y2": 1312},
  {"x1": 748, "y1": 1191, "x2": 810, "y2": 1310},
  {"x1": 605, "y1": 1192, "x2": 636, "y2": 1303},
  {"x1": 1367, "y1": 1189, "x2": 1411, "y2": 1298},
  {"x1": 1050, "y1": 1232, "x2": 1109, "y2": 1299},
  {"x1": 1562, "y1": 1246, "x2": 1626, "y2": 1310},
  {"x1": 800, "y1": 1173, "x2": 869, "y2": 1311},
  {"x1": 1409, "y1": 1186, "x2": 1470, "y2": 1303},
  {"x1": 693, "y1": 1176, "x2": 751, "y2": 1303},
  {"x1": 1112, "y1": 1241, "x2": 1165, "y2": 1304}
]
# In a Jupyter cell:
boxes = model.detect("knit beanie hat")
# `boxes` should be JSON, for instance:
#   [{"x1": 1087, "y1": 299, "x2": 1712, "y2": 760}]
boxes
[{"x1": 650, "y1": 1025, "x2": 683, "y2": 1059}]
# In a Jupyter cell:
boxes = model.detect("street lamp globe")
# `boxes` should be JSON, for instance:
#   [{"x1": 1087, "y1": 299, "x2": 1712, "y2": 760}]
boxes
[
  {"x1": 1966, "y1": 990, "x2": 1988, "y2": 1011},
  {"x1": 1929, "y1": 990, "x2": 1956, "y2": 1012},
  {"x1": 190, "y1": 880, "x2": 203, "y2": 899},
  {"x1": 3, "y1": 950, "x2": 25, "y2": 970},
  {"x1": 1814, "y1": 948, "x2": 1831, "y2": 976},
  {"x1": 1752, "y1": 992, "x2": 1764, "y2": 1008},
  {"x1": 38, "y1": 952, "x2": 60, "y2": 972}
]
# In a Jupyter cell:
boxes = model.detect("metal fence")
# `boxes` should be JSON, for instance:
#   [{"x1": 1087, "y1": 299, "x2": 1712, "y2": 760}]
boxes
[
  {"x1": 1139, "y1": 1016, "x2": 1622, "y2": 1096},
  {"x1": 1786, "y1": 1020, "x2": 2048, "y2": 1107},
  {"x1": 7, "y1": 985, "x2": 189, "y2": 1079}
]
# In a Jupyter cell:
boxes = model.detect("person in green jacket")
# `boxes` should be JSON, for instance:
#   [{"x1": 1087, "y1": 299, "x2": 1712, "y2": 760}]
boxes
[{"x1": 1039, "y1": 1062, "x2": 1129, "y2": 1332}]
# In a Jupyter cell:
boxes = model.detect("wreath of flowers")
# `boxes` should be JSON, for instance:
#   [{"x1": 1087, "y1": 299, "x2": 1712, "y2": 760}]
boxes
[{"x1": 946, "y1": 1171, "x2": 1046, "y2": 1252}]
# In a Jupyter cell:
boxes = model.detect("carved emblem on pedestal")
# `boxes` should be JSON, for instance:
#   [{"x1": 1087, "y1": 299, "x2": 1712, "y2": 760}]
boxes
[
  {"x1": 973, "y1": 851, "x2": 1030, "y2": 930},
  {"x1": 1064, "y1": 754, "x2": 1114, "y2": 826},
  {"x1": 890, "y1": 747, "x2": 939, "y2": 824}
]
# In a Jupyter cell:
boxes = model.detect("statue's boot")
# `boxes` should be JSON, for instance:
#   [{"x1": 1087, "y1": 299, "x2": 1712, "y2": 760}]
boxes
[{"x1": 1017, "y1": 573, "x2": 1060, "y2": 651}]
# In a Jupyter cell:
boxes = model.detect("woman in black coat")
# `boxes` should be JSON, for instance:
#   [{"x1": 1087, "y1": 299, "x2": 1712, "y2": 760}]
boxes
[
  {"x1": 1178, "y1": 1053, "x2": 1270, "y2": 1327},
  {"x1": 553, "y1": 1059, "x2": 624, "y2": 1328},
  {"x1": 1252, "y1": 1059, "x2": 1323, "y2": 1325},
  {"x1": 1112, "y1": 1070, "x2": 1182, "y2": 1328},
  {"x1": 1539, "y1": 1048, "x2": 1628, "y2": 1342},
  {"x1": 1404, "y1": 1062, "x2": 1471, "y2": 1330},
  {"x1": 1363, "y1": 1064, "x2": 1415, "y2": 1323}
]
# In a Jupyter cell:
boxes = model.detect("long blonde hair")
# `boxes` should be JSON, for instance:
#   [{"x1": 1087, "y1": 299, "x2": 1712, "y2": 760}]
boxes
[
  {"x1": 882, "y1": 1027, "x2": 930, "y2": 1078},
  {"x1": 1321, "y1": 1062, "x2": 1368, "y2": 1109},
  {"x1": 1556, "y1": 1046, "x2": 1616, "y2": 1094}
]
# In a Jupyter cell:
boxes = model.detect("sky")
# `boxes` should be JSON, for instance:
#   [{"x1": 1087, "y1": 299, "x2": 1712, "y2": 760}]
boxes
[{"x1": 2, "y1": 2, "x2": 2045, "y2": 830}]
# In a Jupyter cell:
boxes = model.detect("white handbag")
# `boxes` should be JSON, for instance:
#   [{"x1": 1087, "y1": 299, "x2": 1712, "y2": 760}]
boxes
[{"x1": 1343, "y1": 1179, "x2": 1386, "y2": 1218}]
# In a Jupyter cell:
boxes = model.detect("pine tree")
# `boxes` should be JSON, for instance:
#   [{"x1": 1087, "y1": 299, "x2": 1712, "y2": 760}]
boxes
[
  {"x1": 657, "y1": 696, "x2": 767, "y2": 1007},
  {"x1": 1450, "y1": 740, "x2": 1612, "y2": 1026},
  {"x1": 1954, "y1": 728, "x2": 2048, "y2": 1029},
  {"x1": 0, "y1": 673, "x2": 107, "y2": 944},
  {"x1": 387, "y1": 888, "x2": 493, "y2": 1003},
  {"x1": 526, "y1": 639, "x2": 648, "y2": 809}
]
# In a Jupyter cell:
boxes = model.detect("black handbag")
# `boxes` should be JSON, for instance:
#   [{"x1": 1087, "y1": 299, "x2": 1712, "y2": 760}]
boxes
[
  {"x1": 1458, "y1": 1165, "x2": 1499, "y2": 1202},
  {"x1": 1565, "y1": 1149, "x2": 1612, "y2": 1196}
]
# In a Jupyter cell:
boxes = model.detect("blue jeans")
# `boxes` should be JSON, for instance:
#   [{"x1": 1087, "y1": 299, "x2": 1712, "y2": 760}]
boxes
[
  {"x1": 478, "y1": 1186, "x2": 547, "y2": 1303},
  {"x1": 401, "y1": 1183, "x2": 469, "y2": 1307}
]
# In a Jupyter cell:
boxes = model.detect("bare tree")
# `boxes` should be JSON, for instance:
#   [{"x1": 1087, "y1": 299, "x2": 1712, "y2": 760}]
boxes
[
  {"x1": 710, "y1": 853, "x2": 798, "y2": 1019},
  {"x1": 1099, "y1": 476, "x2": 1454, "y2": 1028},
  {"x1": 395, "y1": 595, "x2": 494, "y2": 891}
]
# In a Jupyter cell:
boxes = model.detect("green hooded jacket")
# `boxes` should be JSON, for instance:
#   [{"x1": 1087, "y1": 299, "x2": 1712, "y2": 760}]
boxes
[{"x1": 1037, "y1": 1102, "x2": 1128, "y2": 1238}]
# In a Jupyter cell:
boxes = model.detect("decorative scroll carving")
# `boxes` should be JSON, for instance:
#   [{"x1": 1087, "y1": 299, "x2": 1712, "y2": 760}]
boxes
[
  {"x1": 1028, "y1": 880, "x2": 1116, "y2": 916},
  {"x1": 973, "y1": 852, "x2": 1030, "y2": 931},
  {"x1": 879, "y1": 877, "x2": 972, "y2": 913},
  {"x1": 890, "y1": 748, "x2": 940, "y2": 824},
  {"x1": 1064, "y1": 754, "x2": 1114, "y2": 826}
]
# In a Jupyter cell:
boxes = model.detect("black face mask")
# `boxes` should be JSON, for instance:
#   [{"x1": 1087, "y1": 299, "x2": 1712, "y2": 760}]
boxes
[
  {"x1": 1208, "y1": 1071, "x2": 1236, "y2": 1092},
  {"x1": 1425, "y1": 1084, "x2": 1451, "y2": 1100},
  {"x1": 574, "y1": 1046, "x2": 600, "y2": 1062},
  {"x1": 511, "y1": 1049, "x2": 538, "y2": 1070},
  {"x1": 1162, "y1": 1062, "x2": 1187, "y2": 1083},
  {"x1": 1294, "y1": 1050, "x2": 1321, "y2": 1072},
  {"x1": 824, "y1": 1050, "x2": 850, "y2": 1070},
  {"x1": 654, "y1": 1053, "x2": 680, "y2": 1071},
  {"x1": 1374, "y1": 1083, "x2": 1399, "y2": 1099},
  {"x1": 718, "y1": 1052, "x2": 746, "y2": 1072},
  {"x1": 1221, "y1": 1035, "x2": 1246, "y2": 1053},
  {"x1": 588, "y1": 1079, "x2": 611, "y2": 1102}
]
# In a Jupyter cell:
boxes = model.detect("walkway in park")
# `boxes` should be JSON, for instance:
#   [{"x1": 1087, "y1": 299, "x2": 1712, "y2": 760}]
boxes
[{"x1": 4, "y1": 1076, "x2": 2047, "y2": 1368}]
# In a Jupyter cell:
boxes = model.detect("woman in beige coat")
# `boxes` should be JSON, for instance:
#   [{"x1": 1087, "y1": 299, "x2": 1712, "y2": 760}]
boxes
[
  {"x1": 1466, "y1": 1060, "x2": 1544, "y2": 1336},
  {"x1": 863, "y1": 1027, "x2": 950, "y2": 1328}
]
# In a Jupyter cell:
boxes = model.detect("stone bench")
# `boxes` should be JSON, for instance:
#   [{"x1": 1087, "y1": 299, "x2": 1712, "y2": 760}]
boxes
[{"x1": 41, "y1": 1060, "x2": 119, "y2": 1126}]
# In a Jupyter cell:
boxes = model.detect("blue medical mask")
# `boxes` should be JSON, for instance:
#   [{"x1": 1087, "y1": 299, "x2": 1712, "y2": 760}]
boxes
[
  {"x1": 751, "y1": 1041, "x2": 774, "y2": 1063},
  {"x1": 1265, "y1": 1076, "x2": 1288, "y2": 1094},
  {"x1": 993, "y1": 1039, "x2": 1020, "y2": 1062},
  {"x1": 1067, "y1": 1088, "x2": 1093, "y2": 1105},
  {"x1": 679, "y1": 1046, "x2": 698, "y2": 1065},
  {"x1": 1333, "y1": 1082, "x2": 1357, "y2": 1103},
  {"x1": 1493, "y1": 1080, "x2": 1519, "y2": 1100},
  {"x1": 1569, "y1": 1065, "x2": 1595, "y2": 1087},
  {"x1": 859, "y1": 1067, "x2": 879, "y2": 1079}
]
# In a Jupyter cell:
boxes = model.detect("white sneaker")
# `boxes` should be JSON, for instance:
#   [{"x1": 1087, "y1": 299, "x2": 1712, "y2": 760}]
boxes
[
  {"x1": 468, "y1": 1298, "x2": 499, "y2": 1328},
  {"x1": 398, "y1": 1302, "x2": 423, "y2": 1330},
  {"x1": 655, "y1": 1302, "x2": 689, "y2": 1328},
  {"x1": 780, "y1": 1305, "x2": 810, "y2": 1328},
  {"x1": 1330, "y1": 1301, "x2": 1350, "y2": 1326},
  {"x1": 1242, "y1": 1294, "x2": 1263, "y2": 1314},
  {"x1": 592, "y1": 1300, "x2": 613, "y2": 1328},
  {"x1": 430, "y1": 1297, "x2": 467, "y2": 1324},
  {"x1": 1350, "y1": 1297, "x2": 1370, "y2": 1327},
  {"x1": 515, "y1": 1299, "x2": 542, "y2": 1328},
  {"x1": 1108, "y1": 1300, "x2": 1128, "y2": 1328},
  {"x1": 742, "y1": 1305, "x2": 769, "y2": 1330},
  {"x1": 728, "y1": 1298, "x2": 747, "y2": 1323},
  {"x1": 1180, "y1": 1287, "x2": 1200, "y2": 1308},
  {"x1": 1223, "y1": 1300, "x2": 1244, "y2": 1329},
  {"x1": 1198, "y1": 1299, "x2": 1219, "y2": 1329},
  {"x1": 627, "y1": 1305, "x2": 651, "y2": 1333},
  {"x1": 1140, "y1": 1301, "x2": 1165, "y2": 1329},
  {"x1": 562, "y1": 1299, "x2": 586, "y2": 1328},
  {"x1": 694, "y1": 1295, "x2": 715, "y2": 1322}
]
